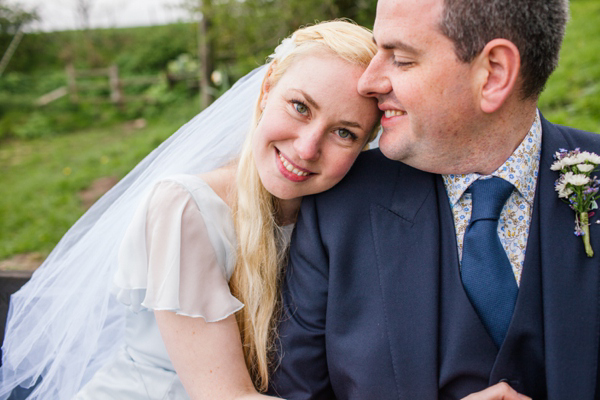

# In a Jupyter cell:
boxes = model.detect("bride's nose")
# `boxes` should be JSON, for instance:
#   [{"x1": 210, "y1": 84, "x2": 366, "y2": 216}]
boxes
[{"x1": 293, "y1": 127, "x2": 323, "y2": 161}]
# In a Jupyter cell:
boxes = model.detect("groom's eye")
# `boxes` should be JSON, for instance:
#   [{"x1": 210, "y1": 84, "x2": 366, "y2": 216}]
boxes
[{"x1": 392, "y1": 59, "x2": 414, "y2": 68}]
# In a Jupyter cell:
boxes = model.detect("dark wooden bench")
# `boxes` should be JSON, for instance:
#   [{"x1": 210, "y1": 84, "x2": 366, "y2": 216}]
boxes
[{"x1": 0, "y1": 270, "x2": 33, "y2": 364}]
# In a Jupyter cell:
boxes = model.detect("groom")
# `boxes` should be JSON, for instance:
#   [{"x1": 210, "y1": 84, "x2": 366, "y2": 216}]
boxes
[{"x1": 269, "y1": 0, "x2": 600, "y2": 399}]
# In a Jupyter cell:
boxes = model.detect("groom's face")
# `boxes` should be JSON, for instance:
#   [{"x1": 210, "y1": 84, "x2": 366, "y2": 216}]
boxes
[{"x1": 358, "y1": 0, "x2": 483, "y2": 174}]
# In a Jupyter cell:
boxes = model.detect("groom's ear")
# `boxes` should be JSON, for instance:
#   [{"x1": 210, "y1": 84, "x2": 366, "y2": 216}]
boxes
[{"x1": 473, "y1": 39, "x2": 521, "y2": 113}]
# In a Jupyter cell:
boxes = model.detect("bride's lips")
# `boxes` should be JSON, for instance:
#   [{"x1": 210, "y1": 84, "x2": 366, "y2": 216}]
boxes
[{"x1": 275, "y1": 148, "x2": 314, "y2": 182}]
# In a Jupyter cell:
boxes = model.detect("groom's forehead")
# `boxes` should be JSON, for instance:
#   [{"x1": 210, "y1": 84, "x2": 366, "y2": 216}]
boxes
[
  {"x1": 375, "y1": 0, "x2": 444, "y2": 21},
  {"x1": 373, "y1": 0, "x2": 447, "y2": 53},
  {"x1": 374, "y1": 0, "x2": 445, "y2": 38}
]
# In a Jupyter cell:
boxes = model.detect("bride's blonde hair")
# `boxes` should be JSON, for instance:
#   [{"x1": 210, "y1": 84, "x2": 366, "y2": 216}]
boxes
[{"x1": 229, "y1": 20, "x2": 378, "y2": 392}]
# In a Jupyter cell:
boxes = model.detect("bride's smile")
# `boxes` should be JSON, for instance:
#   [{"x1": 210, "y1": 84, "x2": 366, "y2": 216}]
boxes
[{"x1": 252, "y1": 52, "x2": 379, "y2": 201}]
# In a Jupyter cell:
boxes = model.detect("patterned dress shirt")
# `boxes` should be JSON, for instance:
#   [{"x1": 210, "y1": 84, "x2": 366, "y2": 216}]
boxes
[{"x1": 442, "y1": 111, "x2": 542, "y2": 285}]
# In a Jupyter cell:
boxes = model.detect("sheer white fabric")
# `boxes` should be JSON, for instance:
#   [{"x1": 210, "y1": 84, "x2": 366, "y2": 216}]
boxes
[
  {"x1": 0, "y1": 65, "x2": 267, "y2": 400},
  {"x1": 114, "y1": 175, "x2": 243, "y2": 321},
  {"x1": 74, "y1": 347, "x2": 188, "y2": 400},
  {"x1": 74, "y1": 174, "x2": 242, "y2": 399}
]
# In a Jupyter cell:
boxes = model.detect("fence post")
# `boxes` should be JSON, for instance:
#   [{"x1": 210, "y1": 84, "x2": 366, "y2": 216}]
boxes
[
  {"x1": 66, "y1": 64, "x2": 78, "y2": 103},
  {"x1": 109, "y1": 64, "x2": 123, "y2": 106}
]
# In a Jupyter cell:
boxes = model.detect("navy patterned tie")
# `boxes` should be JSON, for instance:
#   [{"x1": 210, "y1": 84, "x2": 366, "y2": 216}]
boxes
[{"x1": 461, "y1": 177, "x2": 518, "y2": 348}]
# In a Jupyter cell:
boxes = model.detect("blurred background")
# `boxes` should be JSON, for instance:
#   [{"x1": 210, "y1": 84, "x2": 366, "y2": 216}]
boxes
[{"x1": 0, "y1": 0, "x2": 599, "y2": 272}]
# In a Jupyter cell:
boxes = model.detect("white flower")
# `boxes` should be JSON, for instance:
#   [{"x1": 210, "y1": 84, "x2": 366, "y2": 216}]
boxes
[
  {"x1": 555, "y1": 175, "x2": 573, "y2": 198},
  {"x1": 269, "y1": 35, "x2": 297, "y2": 62},
  {"x1": 581, "y1": 151, "x2": 600, "y2": 165},
  {"x1": 551, "y1": 159, "x2": 567, "y2": 171},
  {"x1": 555, "y1": 177, "x2": 567, "y2": 193},
  {"x1": 562, "y1": 154, "x2": 588, "y2": 166},
  {"x1": 558, "y1": 187, "x2": 574, "y2": 199},
  {"x1": 562, "y1": 171, "x2": 574, "y2": 181},
  {"x1": 577, "y1": 163, "x2": 595, "y2": 173},
  {"x1": 565, "y1": 173, "x2": 591, "y2": 186}
]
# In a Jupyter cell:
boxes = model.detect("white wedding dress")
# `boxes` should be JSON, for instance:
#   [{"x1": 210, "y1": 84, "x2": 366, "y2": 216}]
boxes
[{"x1": 76, "y1": 174, "x2": 244, "y2": 399}]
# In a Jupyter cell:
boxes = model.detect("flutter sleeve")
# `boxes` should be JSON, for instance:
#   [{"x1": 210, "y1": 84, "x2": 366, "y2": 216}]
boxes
[{"x1": 113, "y1": 175, "x2": 243, "y2": 322}]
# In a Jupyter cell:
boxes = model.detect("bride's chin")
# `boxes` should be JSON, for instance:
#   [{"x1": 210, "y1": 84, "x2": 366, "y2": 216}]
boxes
[
  {"x1": 266, "y1": 187, "x2": 295, "y2": 200},
  {"x1": 265, "y1": 182, "x2": 304, "y2": 201}
]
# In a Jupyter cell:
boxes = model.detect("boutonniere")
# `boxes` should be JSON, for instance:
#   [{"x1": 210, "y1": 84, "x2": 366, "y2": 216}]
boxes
[{"x1": 551, "y1": 148, "x2": 600, "y2": 257}]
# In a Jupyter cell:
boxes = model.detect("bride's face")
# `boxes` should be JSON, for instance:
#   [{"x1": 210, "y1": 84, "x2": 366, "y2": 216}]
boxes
[{"x1": 252, "y1": 53, "x2": 380, "y2": 201}]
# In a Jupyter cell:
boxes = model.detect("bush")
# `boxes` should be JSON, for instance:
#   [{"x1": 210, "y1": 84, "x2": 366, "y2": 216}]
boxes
[{"x1": 12, "y1": 112, "x2": 55, "y2": 139}]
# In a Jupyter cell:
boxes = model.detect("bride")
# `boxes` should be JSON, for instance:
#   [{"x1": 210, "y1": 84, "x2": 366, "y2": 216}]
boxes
[{"x1": 0, "y1": 20, "x2": 380, "y2": 399}]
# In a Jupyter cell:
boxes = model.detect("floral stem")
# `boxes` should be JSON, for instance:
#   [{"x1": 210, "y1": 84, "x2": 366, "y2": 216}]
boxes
[{"x1": 580, "y1": 211, "x2": 594, "y2": 257}]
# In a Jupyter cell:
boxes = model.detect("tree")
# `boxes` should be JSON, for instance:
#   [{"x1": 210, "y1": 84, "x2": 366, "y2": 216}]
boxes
[
  {"x1": 176, "y1": 0, "x2": 377, "y2": 107},
  {"x1": 0, "y1": 1, "x2": 38, "y2": 75},
  {"x1": 178, "y1": 0, "x2": 216, "y2": 108},
  {"x1": 75, "y1": 0, "x2": 94, "y2": 30},
  {"x1": 0, "y1": 1, "x2": 38, "y2": 34}
]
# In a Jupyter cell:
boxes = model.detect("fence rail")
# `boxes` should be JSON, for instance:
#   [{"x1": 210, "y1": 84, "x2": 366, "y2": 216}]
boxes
[{"x1": 35, "y1": 64, "x2": 162, "y2": 106}]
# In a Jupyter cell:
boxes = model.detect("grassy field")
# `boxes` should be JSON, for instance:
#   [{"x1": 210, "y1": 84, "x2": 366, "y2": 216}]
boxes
[
  {"x1": 538, "y1": 0, "x2": 600, "y2": 132},
  {"x1": 0, "y1": 102, "x2": 198, "y2": 264},
  {"x1": 1, "y1": 0, "x2": 599, "y2": 267}
]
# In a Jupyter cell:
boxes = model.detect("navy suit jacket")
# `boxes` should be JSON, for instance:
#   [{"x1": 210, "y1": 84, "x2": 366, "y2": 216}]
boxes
[{"x1": 269, "y1": 117, "x2": 600, "y2": 399}]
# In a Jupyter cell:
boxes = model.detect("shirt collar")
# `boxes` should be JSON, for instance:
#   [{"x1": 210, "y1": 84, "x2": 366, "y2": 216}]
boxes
[{"x1": 443, "y1": 110, "x2": 542, "y2": 206}]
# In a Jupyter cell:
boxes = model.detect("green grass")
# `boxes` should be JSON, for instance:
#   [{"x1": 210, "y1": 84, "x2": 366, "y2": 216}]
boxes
[
  {"x1": 539, "y1": 0, "x2": 600, "y2": 132},
  {"x1": 0, "y1": 102, "x2": 199, "y2": 260}
]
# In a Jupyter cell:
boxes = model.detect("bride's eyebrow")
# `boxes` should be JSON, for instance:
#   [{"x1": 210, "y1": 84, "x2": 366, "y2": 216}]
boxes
[
  {"x1": 340, "y1": 120, "x2": 362, "y2": 129},
  {"x1": 290, "y1": 89, "x2": 320, "y2": 111}
]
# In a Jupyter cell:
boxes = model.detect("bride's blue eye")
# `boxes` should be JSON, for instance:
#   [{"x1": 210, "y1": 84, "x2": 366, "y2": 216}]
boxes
[{"x1": 293, "y1": 101, "x2": 309, "y2": 115}]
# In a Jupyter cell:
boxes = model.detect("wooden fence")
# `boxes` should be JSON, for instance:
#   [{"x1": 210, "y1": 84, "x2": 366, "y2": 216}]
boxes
[{"x1": 36, "y1": 64, "x2": 162, "y2": 106}]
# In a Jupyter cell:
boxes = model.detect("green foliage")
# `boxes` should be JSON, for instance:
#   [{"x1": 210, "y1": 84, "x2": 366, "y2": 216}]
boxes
[
  {"x1": 0, "y1": 31, "x2": 64, "y2": 72},
  {"x1": 110, "y1": 24, "x2": 197, "y2": 73},
  {"x1": 0, "y1": 93, "x2": 107, "y2": 139},
  {"x1": 2, "y1": 1, "x2": 377, "y2": 77},
  {"x1": 538, "y1": 0, "x2": 600, "y2": 133},
  {"x1": 0, "y1": 100, "x2": 199, "y2": 259},
  {"x1": 0, "y1": 66, "x2": 197, "y2": 141},
  {"x1": 0, "y1": 0, "x2": 37, "y2": 34},
  {"x1": 167, "y1": 53, "x2": 198, "y2": 77},
  {"x1": 0, "y1": 23, "x2": 195, "y2": 74},
  {"x1": 12, "y1": 112, "x2": 54, "y2": 139},
  {"x1": 177, "y1": 0, "x2": 377, "y2": 79}
]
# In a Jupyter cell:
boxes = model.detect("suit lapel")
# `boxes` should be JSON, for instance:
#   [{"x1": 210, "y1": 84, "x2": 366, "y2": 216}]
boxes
[
  {"x1": 369, "y1": 164, "x2": 441, "y2": 399},
  {"x1": 537, "y1": 118, "x2": 600, "y2": 398}
]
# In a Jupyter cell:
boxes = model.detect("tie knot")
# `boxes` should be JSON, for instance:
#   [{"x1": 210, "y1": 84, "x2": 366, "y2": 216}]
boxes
[{"x1": 469, "y1": 177, "x2": 514, "y2": 221}]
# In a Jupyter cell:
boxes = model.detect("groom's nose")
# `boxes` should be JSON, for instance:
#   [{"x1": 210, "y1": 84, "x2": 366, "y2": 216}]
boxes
[{"x1": 358, "y1": 52, "x2": 392, "y2": 98}]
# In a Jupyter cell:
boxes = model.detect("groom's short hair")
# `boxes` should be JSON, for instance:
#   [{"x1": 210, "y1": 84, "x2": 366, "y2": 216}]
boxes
[{"x1": 438, "y1": 0, "x2": 569, "y2": 99}]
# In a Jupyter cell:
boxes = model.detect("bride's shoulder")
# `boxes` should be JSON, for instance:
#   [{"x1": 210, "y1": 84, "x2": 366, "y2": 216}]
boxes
[
  {"x1": 196, "y1": 164, "x2": 236, "y2": 208},
  {"x1": 138, "y1": 166, "x2": 236, "y2": 217}
]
